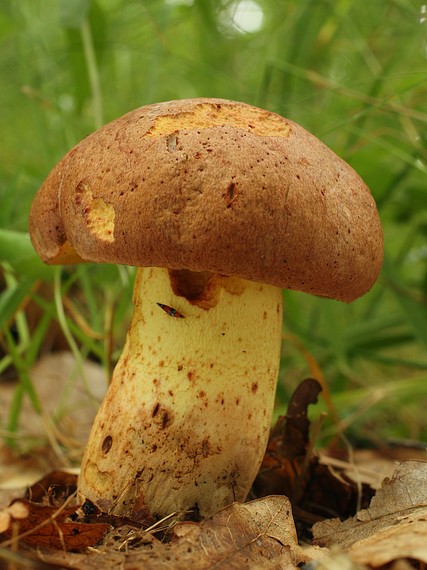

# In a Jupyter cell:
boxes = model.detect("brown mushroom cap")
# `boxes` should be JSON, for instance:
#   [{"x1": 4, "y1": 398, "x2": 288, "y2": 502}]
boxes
[{"x1": 29, "y1": 98, "x2": 383, "y2": 302}]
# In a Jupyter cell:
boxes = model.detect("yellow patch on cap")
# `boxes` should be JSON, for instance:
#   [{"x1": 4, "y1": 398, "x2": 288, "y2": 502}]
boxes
[
  {"x1": 145, "y1": 103, "x2": 291, "y2": 139},
  {"x1": 86, "y1": 197, "x2": 116, "y2": 242}
]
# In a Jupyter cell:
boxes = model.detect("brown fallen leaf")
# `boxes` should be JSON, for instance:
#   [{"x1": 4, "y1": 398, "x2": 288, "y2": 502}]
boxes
[
  {"x1": 34, "y1": 496, "x2": 310, "y2": 569},
  {"x1": 300, "y1": 549, "x2": 369, "y2": 569},
  {"x1": 313, "y1": 460, "x2": 427, "y2": 567},
  {"x1": 253, "y1": 378, "x2": 374, "y2": 536},
  {"x1": 1, "y1": 469, "x2": 154, "y2": 555},
  {"x1": 25, "y1": 470, "x2": 78, "y2": 504},
  {"x1": 253, "y1": 378, "x2": 322, "y2": 502},
  {"x1": 349, "y1": 517, "x2": 427, "y2": 568},
  {"x1": 0, "y1": 498, "x2": 109, "y2": 551},
  {"x1": 172, "y1": 494, "x2": 304, "y2": 568}
]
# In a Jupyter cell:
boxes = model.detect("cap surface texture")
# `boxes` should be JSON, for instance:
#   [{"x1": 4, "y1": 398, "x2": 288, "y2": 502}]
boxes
[{"x1": 29, "y1": 98, "x2": 383, "y2": 302}]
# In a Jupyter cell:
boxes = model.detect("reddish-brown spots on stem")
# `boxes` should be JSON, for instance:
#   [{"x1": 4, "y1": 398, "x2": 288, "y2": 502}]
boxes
[
  {"x1": 215, "y1": 393, "x2": 225, "y2": 406},
  {"x1": 151, "y1": 403, "x2": 173, "y2": 429},
  {"x1": 161, "y1": 411, "x2": 171, "y2": 429}
]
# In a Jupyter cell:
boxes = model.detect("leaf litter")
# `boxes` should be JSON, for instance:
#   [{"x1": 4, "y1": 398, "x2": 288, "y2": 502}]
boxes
[
  {"x1": 313, "y1": 460, "x2": 427, "y2": 567},
  {"x1": 252, "y1": 378, "x2": 375, "y2": 538},
  {"x1": 0, "y1": 377, "x2": 426, "y2": 569}
]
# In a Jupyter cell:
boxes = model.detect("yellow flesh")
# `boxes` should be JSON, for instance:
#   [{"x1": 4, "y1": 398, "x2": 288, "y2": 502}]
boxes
[{"x1": 78, "y1": 267, "x2": 283, "y2": 518}]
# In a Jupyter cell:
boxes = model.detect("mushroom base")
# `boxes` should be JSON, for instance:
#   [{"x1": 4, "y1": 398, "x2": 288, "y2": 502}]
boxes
[{"x1": 78, "y1": 267, "x2": 283, "y2": 518}]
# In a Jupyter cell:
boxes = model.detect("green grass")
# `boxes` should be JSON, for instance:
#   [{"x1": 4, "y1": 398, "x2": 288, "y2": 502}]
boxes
[{"x1": 1, "y1": 0, "x2": 427, "y2": 454}]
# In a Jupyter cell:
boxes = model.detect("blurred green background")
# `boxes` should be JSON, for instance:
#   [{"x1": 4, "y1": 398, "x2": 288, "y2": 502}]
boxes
[{"x1": 1, "y1": 0, "x2": 426, "y2": 453}]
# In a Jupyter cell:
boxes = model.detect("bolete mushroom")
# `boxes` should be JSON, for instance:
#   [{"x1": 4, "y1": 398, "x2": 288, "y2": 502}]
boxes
[{"x1": 29, "y1": 98, "x2": 383, "y2": 519}]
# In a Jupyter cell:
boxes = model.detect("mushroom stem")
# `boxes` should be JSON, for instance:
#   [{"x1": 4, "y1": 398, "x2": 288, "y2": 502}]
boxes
[{"x1": 78, "y1": 266, "x2": 283, "y2": 518}]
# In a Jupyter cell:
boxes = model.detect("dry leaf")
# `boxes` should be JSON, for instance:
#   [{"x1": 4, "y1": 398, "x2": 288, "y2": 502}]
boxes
[
  {"x1": 253, "y1": 378, "x2": 322, "y2": 502},
  {"x1": 0, "y1": 499, "x2": 109, "y2": 551},
  {"x1": 349, "y1": 517, "x2": 427, "y2": 567},
  {"x1": 253, "y1": 379, "x2": 374, "y2": 536},
  {"x1": 25, "y1": 470, "x2": 77, "y2": 504},
  {"x1": 313, "y1": 460, "x2": 427, "y2": 567},
  {"x1": 300, "y1": 548, "x2": 369, "y2": 569},
  {"x1": 171, "y1": 495, "x2": 303, "y2": 568}
]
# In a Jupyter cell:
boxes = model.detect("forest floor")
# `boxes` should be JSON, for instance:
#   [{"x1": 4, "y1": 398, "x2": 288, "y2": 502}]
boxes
[{"x1": 0, "y1": 355, "x2": 426, "y2": 569}]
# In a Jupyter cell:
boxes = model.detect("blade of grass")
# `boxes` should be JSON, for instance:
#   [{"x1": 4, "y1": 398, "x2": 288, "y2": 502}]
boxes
[
  {"x1": 4, "y1": 329, "x2": 43, "y2": 448},
  {"x1": 4, "y1": 381, "x2": 25, "y2": 448},
  {"x1": 0, "y1": 230, "x2": 54, "y2": 281},
  {"x1": 356, "y1": 350, "x2": 427, "y2": 370},
  {"x1": 80, "y1": 17, "x2": 104, "y2": 129},
  {"x1": 382, "y1": 252, "x2": 427, "y2": 348},
  {"x1": 329, "y1": 373, "x2": 427, "y2": 413},
  {"x1": 0, "y1": 274, "x2": 34, "y2": 334},
  {"x1": 270, "y1": 59, "x2": 427, "y2": 126},
  {"x1": 53, "y1": 267, "x2": 100, "y2": 407},
  {"x1": 275, "y1": 373, "x2": 427, "y2": 419}
]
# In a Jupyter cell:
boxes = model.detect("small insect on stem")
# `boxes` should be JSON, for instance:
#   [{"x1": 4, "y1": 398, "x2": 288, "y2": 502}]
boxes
[{"x1": 157, "y1": 303, "x2": 185, "y2": 318}]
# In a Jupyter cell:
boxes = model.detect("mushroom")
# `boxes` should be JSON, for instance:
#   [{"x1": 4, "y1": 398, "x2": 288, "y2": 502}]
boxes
[{"x1": 29, "y1": 98, "x2": 383, "y2": 519}]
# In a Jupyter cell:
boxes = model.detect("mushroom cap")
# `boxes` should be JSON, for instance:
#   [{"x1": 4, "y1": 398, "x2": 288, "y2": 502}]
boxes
[{"x1": 29, "y1": 98, "x2": 383, "y2": 302}]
